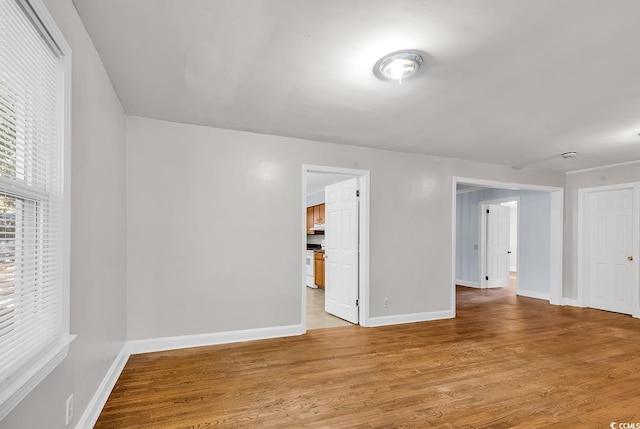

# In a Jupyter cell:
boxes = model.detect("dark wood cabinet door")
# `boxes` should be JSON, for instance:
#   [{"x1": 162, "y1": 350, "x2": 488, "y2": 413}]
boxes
[
  {"x1": 314, "y1": 252, "x2": 325, "y2": 289},
  {"x1": 306, "y1": 207, "x2": 314, "y2": 234},
  {"x1": 317, "y1": 203, "x2": 325, "y2": 224}
]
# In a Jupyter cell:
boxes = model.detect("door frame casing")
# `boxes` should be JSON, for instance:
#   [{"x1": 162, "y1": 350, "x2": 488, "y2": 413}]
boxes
[
  {"x1": 478, "y1": 197, "x2": 520, "y2": 290},
  {"x1": 452, "y1": 177, "x2": 564, "y2": 315},
  {"x1": 577, "y1": 182, "x2": 640, "y2": 318},
  {"x1": 302, "y1": 165, "x2": 371, "y2": 329}
]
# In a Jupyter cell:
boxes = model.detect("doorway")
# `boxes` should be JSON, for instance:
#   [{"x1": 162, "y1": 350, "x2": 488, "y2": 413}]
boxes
[
  {"x1": 479, "y1": 198, "x2": 519, "y2": 291},
  {"x1": 452, "y1": 177, "x2": 564, "y2": 314},
  {"x1": 577, "y1": 183, "x2": 640, "y2": 317},
  {"x1": 302, "y1": 165, "x2": 371, "y2": 330}
]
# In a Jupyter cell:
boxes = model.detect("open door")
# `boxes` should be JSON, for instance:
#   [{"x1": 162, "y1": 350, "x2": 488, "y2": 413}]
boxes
[
  {"x1": 484, "y1": 204, "x2": 510, "y2": 288},
  {"x1": 324, "y1": 178, "x2": 359, "y2": 323}
]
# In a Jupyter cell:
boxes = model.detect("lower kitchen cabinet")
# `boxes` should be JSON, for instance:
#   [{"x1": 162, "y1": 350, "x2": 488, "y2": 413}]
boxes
[{"x1": 314, "y1": 252, "x2": 325, "y2": 289}]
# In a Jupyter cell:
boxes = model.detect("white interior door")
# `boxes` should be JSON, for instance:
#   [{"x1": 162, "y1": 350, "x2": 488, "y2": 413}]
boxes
[
  {"x1": 586, "y1": 188, "x2": 634, "y2": 315},
  {"x1": 485, "y1": 204, "x2": 510, "y2": 288},
  {"x1": 324, "y1": 178, "x2": 359, "y2": 323}
]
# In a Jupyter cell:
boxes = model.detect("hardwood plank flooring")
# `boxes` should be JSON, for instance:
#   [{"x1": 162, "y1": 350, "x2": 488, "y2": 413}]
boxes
[{"x1": 95, "y1": 287, "x2": 640, "y2": 428}]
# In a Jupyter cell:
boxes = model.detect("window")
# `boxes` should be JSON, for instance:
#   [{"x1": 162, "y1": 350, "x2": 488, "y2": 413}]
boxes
[{"x1": 0, "y1": 0, "x2": 71, "y2": 419}]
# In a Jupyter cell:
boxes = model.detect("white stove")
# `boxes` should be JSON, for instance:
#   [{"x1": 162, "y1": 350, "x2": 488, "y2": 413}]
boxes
[{"x1": 305, "y1": 250, "x2": 316, "y2": 288}]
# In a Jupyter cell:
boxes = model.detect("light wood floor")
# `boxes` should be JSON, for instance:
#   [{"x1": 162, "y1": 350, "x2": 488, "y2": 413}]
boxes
[{"x1": 95, "y1": 286, "x2": 640, "y2": 428}]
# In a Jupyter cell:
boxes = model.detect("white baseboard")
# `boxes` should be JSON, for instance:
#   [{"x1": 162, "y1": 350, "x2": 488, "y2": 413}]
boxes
[
  {"x1": 127, "y1": 324, "x2": 305, "y2": 355},
  {"x1": 455, "y1": 280, "x2": 480, "y2": 288},
  {"x1": 517, "y1": 289, "x2": 550, "y2": 301},
  {"x1": 562, "y1": 298, "x2": 582, "y2": 307},
  {"x1": 75, "y1": 343, "x2": 130, "y2": 429},
  {"x1": 368, "y1": 310, "x2": 454, "y2": 327},
  {"x1": 75, "y1": 324, "x2": 305, "y2": 428}
]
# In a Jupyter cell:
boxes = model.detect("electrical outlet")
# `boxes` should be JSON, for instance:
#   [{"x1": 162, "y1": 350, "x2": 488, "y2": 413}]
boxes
[
  {"x1": 384, "y1": 298, "x2": 389, "y2": 308},
  {"x1": 65, "y1": 394, "x2": 73, "y2": 425}
]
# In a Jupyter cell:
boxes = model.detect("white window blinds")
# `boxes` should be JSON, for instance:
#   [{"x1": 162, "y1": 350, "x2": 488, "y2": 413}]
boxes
[{"x1": 0, "y1": 0, "x2": 68, "y2": 415}]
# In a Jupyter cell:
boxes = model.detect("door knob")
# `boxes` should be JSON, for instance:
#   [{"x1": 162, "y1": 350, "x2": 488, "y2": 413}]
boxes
[{"x1": 628, "y1": 256, "x2": 634, "y2": 261}]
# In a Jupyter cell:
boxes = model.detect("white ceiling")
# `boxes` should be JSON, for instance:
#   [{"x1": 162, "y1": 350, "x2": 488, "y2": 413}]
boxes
[{"x1": 73, "y1": 0, "x2": 640, "y2": 173}]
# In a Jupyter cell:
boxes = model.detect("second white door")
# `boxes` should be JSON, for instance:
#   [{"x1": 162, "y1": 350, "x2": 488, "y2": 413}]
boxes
[
  {"x1": 585, "y1": 188, "x2": 635, "y2": 315},
  {"x1": 485, "y1": 204, "x2": 511, "y2": 288},
  {"x1": 324, "y1": 178, "x2": 359, "y2": 323}
]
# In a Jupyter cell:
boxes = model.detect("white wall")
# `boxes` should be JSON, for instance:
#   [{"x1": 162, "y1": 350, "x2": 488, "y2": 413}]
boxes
[
  {"x1": 456, "y1": 189, "x2": 551, "y2": 296},
  {"x1": 306, "y1": 191, "x2": 324, "y2": 207},
  {"x1": 0, "y1": 1, "x2": 634, "y2": 424},
  {"x1": 456, "y1": 191, "x2": 481, "y2": 285},
  {"x1": 0, "y1": 1, "x2": 128, "y2": 428},
  {"x1": 516, "y1": 190, "x2": 551, "y2": 295},
  {"x1": 564, "y1": 162, "x2": 640, "y2": 300},
  {"x1": 126, "y1": 116, "x2": 565, "y2": 340}
]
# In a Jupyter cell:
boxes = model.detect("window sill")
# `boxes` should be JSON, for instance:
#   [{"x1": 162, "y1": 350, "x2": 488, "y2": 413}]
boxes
[{"x1": 0, "y1": 334, "x2": 77, "y2": 421}]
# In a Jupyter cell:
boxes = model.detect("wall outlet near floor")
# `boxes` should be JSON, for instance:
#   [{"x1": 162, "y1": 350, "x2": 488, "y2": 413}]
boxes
[
  {"x1": 65, "y1": 394, "x2": 73, "y2": 425},
  {"x1": 384, "y1": 298, "x2": 389, "y2": 308}
]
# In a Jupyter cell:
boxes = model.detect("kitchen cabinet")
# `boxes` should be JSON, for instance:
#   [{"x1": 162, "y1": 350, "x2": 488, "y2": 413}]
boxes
[
  {"x1": 306, "y1": 203, "x2": 325, "y2": 234},
  {"x1": 314, "y1": 252, "x2": 325, "y2": 289},
  {"x1": 306, "y1": 207, "x2": 314, "y2": 234},
  {"x1": 314, "y1": 203, "x2": 325, "y2": 225}
]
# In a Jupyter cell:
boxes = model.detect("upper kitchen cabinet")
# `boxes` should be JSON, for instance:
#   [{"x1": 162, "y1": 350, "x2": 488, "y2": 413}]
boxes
[
  {"x1": 307, "y1": 203, "x2": 325, "y2": 234},
  {"x1": 314, "y1": 204, "x2": 325, "y2": 225},
  {"x1": 306, "y1": 206, "x2": 314, "y2": 234}
]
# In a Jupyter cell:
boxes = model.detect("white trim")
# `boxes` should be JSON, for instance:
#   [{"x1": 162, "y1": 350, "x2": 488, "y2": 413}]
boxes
[
  {"x1": 75, "y1": 324, "x2": 305, "y2": 428},
  {"x1": 455, "y1": 177, "x2": 563, "y2": 193},
  {"x1": 563, "y1": 298, "x2": 582, "y2": 307},
  {"x1": 577, "y1": 182, "x2": 640, "y2": 318},
  {"x1": 456, "y1": 186, "x2": 489, "y2": 194},
  {"x1": 576, "y1": 185, "x2": 586, "y2": 307},
  {"x1": 302, "y1": 165, "x2": 371, "y2": 328},
  {"x1": 75, "y1": 344, "x2": 130, "y2": 429},
  {"x1": 451, "y1": 180, "x2": 458, "y2": 317},
  {"x1": 517, "y1": 289, "x2": 550, "y2": 301},
  {"x1": 0, "y1": 0, "x2": 73, "y2": 419},
  {"x1": 128, "y1": 325, "x2": 304, "y2": 355},
  {"x1": 549, "y1": 190, "x2": 564, "y2": 305},
  {"x1": 24, "y1": 0, "x2": 72, "y2": 54},
  {"x1": 0, "y1": 335, "x2": 75, "y2": 421},
  {"x1": 368, "y1": 310, "x2": 454, "y2": 327},
  {"x1": 455, "y1": 280, "x2": 480, "y2": 288},
  {"x1": 567, "y1": 159, "x2": 640, "y2": 175},
  {"x1": 452, "y1": 177, "x2": 564, "y2": 311}
]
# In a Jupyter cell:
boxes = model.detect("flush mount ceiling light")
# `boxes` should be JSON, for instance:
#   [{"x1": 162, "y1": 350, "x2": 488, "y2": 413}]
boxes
[
  {"x1": 374, "y1": 50, "x2": 423, "y2": 84},
  {"x1": 561, "y1": 151, "x2": 578, "y2": 158}
]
